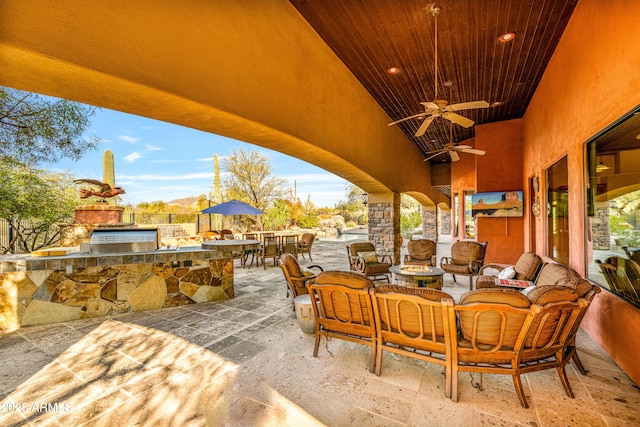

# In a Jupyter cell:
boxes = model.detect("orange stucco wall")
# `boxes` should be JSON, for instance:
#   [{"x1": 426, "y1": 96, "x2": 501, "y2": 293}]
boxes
[
  {"x1": 523, "y1": 0, "x2": 640, "y2": 385},
  {"x1": 475, "y1": 120, "x2": 525, "y2": 264},
  {"x1": 449, "y1": 120, "x2": 525, "y2": 264}
]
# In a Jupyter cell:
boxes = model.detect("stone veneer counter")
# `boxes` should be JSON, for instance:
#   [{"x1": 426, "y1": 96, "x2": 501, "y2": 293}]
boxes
[{"x1": 0, "y1": 240, "x2": 259, "y2": 332}]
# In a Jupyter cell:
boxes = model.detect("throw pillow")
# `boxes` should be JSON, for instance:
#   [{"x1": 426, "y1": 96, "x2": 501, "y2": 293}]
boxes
[
  {"x1": 358, "y1": 251, "x2": 378, "y2": 264},
  {"x1": 498, "y1": 266, "x2": 517, "y2": 279}
]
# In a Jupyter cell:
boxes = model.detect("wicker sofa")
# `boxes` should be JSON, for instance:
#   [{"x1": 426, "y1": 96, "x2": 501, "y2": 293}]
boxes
[{"x1": 307, "y1": 265, "x2": 599, "y2": 407}]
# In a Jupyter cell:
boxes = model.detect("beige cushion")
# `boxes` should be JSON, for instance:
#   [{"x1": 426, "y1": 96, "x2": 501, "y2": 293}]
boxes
[
  {"x1": 358, "y1": 251, "x2": 378, "y2": 264},
  {"x1": 535, "y1": 263, "x2": 572, "y2": 288},
  {"x1": 524, "y1": 286, "x2": 579, "y2": 348},
  {"x1": 315, "y1": 270, "x2": 375, "y2": 289},
  {"x1": 349, "y1": 242, "x2": 375, "y2": 256},
  {"x1": 458, "y1": 289, "x2": 530, "y2": 347},
  {"x1": 524, "y1": 285, "x2": 578, "y2": 305},
  {"x1": 407, "y1": 239, "x2": 435, "y2": 261},
  {"x1": 451, "y1": 241, "x2": 485, "y2": 264},
  {"x1": 513, "y1": 252, "x2": 543, "y2": 280}
]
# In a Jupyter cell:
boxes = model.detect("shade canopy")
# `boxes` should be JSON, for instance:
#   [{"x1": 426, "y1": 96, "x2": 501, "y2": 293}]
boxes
[{"x1": 201, "y1": 199, "x2": 264, "y2": 216}]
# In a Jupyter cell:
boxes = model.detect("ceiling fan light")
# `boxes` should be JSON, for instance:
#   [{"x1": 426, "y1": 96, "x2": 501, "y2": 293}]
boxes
[
  {"x1": 499, "y1": 32, "x2": 516, "y2": 43},
  {"x1": 596, "y1": 161, "x2": 610, "y2": 172},
  {"x1": 387, "y1": 67, "x2": 400, "y2": 74}
]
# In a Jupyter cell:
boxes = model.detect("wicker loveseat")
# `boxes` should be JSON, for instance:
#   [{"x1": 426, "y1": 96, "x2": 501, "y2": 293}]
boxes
[{"x1": 305, "y1": 266, "x2": 599, "y2": 407}]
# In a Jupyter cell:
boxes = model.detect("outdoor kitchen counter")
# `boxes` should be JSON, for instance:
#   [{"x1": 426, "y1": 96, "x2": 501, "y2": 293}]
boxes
[
  {"x1": 0, "y1": 240, "x2": 260, "y2": 331},
  {"x1": 0, "y1": 240, "x2": 260, "y2": 273}
]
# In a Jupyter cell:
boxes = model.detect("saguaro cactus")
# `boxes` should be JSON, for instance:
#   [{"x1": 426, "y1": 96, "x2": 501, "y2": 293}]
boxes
[
  {"x1": 213, "y1": 153, "x2": 222, "y2": 230},
  {"x1": 103, "y1": 149, "x2": 115, "y2": 205}
]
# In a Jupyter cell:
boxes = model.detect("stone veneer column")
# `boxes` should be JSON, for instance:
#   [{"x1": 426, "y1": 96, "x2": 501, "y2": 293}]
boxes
[
  {"x1": 439, "y1": 206, "x2": 452, "y2": 235},
  {"x1": 422, "y1": 207, "x2": 437, "y2": 242},
  {"x1": 592, "y1": 201, "x2": 610, "y2": 250},
  {"x1": 368, "y1": 192, "x2": 401, "y2": 265}
]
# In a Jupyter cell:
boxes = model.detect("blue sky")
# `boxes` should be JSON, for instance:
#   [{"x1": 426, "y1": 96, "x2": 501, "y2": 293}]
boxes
[{"x1": 51, "y1": 108, "x2": 349, "y2": 207}]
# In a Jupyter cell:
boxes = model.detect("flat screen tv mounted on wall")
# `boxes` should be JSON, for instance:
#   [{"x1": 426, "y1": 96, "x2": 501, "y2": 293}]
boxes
[{"x1": 472, "y1": 191, "x2": 524, "y2": 218}]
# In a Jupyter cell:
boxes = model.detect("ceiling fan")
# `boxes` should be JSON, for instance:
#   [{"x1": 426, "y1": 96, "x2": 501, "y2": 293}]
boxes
[
  {"x1": 423, "y1": 121, "x2": 485, "y2": 162},
  {"x1": 388, "y1": 4, "x2": 489, "y2": 137}
]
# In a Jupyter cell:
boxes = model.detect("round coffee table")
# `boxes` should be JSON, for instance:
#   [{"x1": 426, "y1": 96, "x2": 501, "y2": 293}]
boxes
[{"x1": 389, "y1": 265, "x2": 445, "y2": 290}]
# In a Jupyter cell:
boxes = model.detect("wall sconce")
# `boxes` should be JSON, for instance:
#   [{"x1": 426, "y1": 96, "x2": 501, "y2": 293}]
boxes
[
  {"x1": 361, "y1": 192, "x2": 368, "y2": 206},
  {"x1": 596, "y1": 156, "x2": 610, "y2": 173}
]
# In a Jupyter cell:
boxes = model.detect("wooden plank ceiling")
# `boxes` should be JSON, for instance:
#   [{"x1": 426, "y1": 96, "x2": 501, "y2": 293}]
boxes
[{"x1": 290, "y1": 0, "x2": 578, "y2": 164}]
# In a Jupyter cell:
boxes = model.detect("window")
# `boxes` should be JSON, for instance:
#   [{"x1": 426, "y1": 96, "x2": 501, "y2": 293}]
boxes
[
  {"x1": 547, "y1": 157, "x2": 569, "y2": 264},
  {"x1": 464, "y1": 191, "x2": 475, "y2": 239},
  {"x1": 585, "y1": 105, "x2": 640, "y2": 307}
]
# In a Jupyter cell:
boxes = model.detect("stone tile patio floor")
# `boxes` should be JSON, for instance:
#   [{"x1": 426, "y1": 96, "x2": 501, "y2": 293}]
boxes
[{"x1": 1, "y1": 238, "x2": 639, "y2": 426}]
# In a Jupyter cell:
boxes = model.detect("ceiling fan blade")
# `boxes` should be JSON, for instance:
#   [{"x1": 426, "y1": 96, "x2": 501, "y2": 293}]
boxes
[
  {"x1": 457, "y1": 148, "x2": 486, "y2": 155},
  {"x1": 420, "y1": 101, "x2": 439, "y2": 110},
  {"x1": 414, "y1": 116, "x2": 435, "y2": 137},
  {"x1": 454, "y1": 144, "x2": 472, "y2": 150},
  {"x1": 448, "y1": 100, "x2": 490, "y2": 111},
  {"x1": 449, "y1": 151, "x2": 460, "y2": 162},
  {"x1": 424, "y1": 150, "x2": 447, "y2": 162},
  {"x1": 388, "y1": 112, "x2": 429, "y2": 126},
  {"x1": 443, "y1": 111, "x2": 474, "y2": 128}
]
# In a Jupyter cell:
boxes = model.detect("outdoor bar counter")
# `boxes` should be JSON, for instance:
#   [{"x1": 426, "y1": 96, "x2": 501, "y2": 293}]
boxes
[{"x1": 0, "y1": 240, "x2": 259, "y2": 332}]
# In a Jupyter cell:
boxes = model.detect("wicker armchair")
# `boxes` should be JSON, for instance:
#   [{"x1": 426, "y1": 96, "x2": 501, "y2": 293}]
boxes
[
  {"x1": 403, "y1": 239, "x2": 437, "y2": 267},
  {"x1": 346, "y1": 242, "x2": 392, "y2": 283},
  {"x1": 445, "y1": 286, "x2": 596, "y2": 408},
  {"x1": 278, "y1": 252, "x2": 323, "y2": 309},
  {"x1": 476, "y1": 252, "x2": 543, "y2": 289},
  {"x1": 440, "y1": 240, "x2": 488, "y2": 289},
  {"x1": 307, "y1": 271, "x2": 377, "y2": 372},
  {"x1": 298, "y1": 233, "x2": 316, "y2": 261},
  {"x1": 371, "y1": 285, "x2": 454, "y2": 398}
]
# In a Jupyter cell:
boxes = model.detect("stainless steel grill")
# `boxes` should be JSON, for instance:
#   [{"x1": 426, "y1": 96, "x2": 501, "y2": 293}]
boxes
[{"x1": 89, "y1": 228, "x2": 158, "y2": 254}]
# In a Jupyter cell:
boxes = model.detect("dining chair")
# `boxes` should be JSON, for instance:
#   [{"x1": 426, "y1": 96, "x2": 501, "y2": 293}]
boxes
[
  {"x1": 242, "y1": 233, "x2": 258, "y2": 268},
  {"x1": 258, "y1": 235, "x2": 280, "y2": 269},
  {"x1": 281, "y1": 235, "x2": 299, "y2": 258},
  {"x1": 298, "y1": 233, "x2": 316, "y2": 260}
]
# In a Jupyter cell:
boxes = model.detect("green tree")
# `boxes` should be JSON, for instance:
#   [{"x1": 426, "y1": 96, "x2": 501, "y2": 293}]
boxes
[
  {"x1": 336, "y1": 183, "x2": 367, "y2": 225},
  {"x1": 222, "y1": 148, "x2": 287, "y2": 230},
  {"x1": 0, "y1": 88, "x2": 101, "y2": 252},
  {"x1": 0, "y1": 87, "x2": 100, "y2": 165},
  {"x1": 264, "y1": 199, "x2": 290, "y2": 230},
  {"x1": 0, "y1": 160, "x2": 79, "y2": 253}
]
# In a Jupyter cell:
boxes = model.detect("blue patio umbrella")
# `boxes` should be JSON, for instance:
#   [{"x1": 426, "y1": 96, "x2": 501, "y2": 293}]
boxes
[{"x1": 201, "y1": 199, "x2": 264, "y2": 215}]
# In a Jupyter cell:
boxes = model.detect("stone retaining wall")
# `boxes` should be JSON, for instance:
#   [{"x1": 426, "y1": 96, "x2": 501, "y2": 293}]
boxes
[{"x1": 0, "y1": 255, "x2": 233, "y2": 332}]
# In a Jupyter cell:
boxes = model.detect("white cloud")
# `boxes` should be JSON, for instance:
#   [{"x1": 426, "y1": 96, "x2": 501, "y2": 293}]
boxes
[
  {"x1": 144, "y1": 143, "x2": 162, "y2": 152},
  {"x1": 119, "y1": 135, "x2": 141, "y2": 144},
  {"x1": 125, "y1": 152, "x2": 143, "y2": 162}
]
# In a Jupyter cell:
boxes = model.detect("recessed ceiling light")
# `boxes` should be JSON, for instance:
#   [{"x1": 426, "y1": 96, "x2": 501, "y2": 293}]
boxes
[
  {"x1": 387, "y1": 67, "x2": 401, "y2": 74},
  {"x1": 499, "y1": 32, "x2": 516, "y2": 43},
  {"x1": 491, "y1": 101, "x2": 504, "y2": 107}
]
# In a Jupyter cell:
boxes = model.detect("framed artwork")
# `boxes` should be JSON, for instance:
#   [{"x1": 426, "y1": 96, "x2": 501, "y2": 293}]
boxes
[{"x1": 472, "y1": 191, "x2": 524, "y2": 217}]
